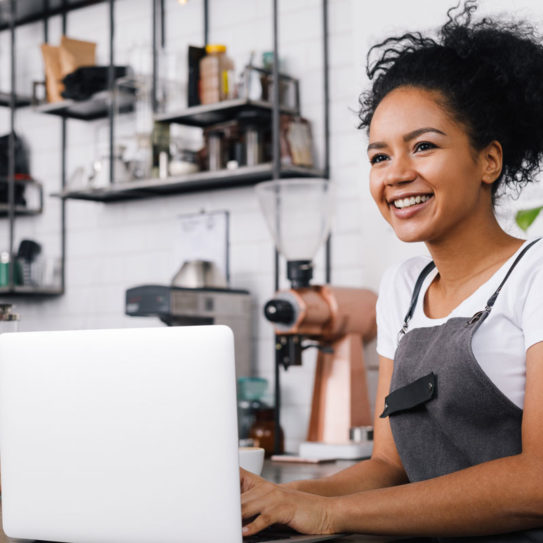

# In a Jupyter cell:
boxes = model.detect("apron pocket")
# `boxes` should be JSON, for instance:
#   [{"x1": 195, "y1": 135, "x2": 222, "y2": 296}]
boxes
[{"x1": 381, "y1": 372, "x2": 437, "y2": 418}]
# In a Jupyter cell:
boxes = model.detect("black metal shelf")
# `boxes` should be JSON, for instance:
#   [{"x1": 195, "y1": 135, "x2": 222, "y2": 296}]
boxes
[
  {"x1": 0, "y1": 286, "x2": 64, "y2": 298},
  {"x1": 35, "y1": 89, "x2": 135, "y2": 121},
  {"x1": 155, "y1": 98, "x2": 298, "y2": 128},
  {"x1": 0, "y1": 205, "x2": 41, "y2": 217},
  {"x1": 0, "y1": 91, "x2": 31, "y2": 108},
  {"x1": 0, "y1": 0, "x2": 71, "y2": 300},
  {"x1": 55, "y1": 164, "x2": 324, "y2": 203},
  {"x1": 0, "y1": 0, "x2": 104, "y2": 31}
]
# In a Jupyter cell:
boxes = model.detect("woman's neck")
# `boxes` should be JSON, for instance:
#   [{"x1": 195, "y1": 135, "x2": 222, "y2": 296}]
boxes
[{"x1": 425, "y1": 217, "x2": 523, "y2": 297}]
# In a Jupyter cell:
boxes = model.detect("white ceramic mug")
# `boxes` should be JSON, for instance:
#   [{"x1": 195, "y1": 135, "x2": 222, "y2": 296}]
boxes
[{"x1": 238, "y1": 446, "x2": 265, "y2": 475}]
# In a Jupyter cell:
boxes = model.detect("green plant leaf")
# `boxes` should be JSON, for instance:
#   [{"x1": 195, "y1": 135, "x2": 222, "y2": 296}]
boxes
[{"x1": 515, "y1": 207, "x2": 543, "y2": 232}]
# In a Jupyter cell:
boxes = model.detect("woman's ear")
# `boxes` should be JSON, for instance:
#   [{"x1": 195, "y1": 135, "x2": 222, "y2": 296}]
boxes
[{"x1": 481, "y1": 140, "x2": 503, "y2": 185}]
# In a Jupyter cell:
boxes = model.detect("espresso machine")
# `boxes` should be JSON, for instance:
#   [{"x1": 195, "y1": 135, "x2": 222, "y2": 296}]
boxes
[
  {"x1": 125, "y1": 281, "x2": 252, "y2": 379},
  {"x1": 255, "y1": 179, "x2": 377, "y2": 458},
  {"x1": 125, "y1": 211, "x2": 253, "y2": 380}
]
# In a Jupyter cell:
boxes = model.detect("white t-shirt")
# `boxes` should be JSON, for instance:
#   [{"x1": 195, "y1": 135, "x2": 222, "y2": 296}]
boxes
[{"x1": 376, "y1": 239, "x2": 543, "y2": 409}]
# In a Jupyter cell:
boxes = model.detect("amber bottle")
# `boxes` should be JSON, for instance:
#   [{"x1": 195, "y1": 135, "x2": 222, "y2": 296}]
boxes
[{"x1": 249, "y1": 406, "x2": 284, "y2": 457}]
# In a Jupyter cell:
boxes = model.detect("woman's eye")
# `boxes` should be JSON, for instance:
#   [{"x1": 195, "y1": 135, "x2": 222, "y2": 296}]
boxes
[
  {"x1": 370, "y1": 153, "x2": 388, "y2": 165},
  {"x1": 414, "y1": 141, "x2": 436, "y2": 152}
]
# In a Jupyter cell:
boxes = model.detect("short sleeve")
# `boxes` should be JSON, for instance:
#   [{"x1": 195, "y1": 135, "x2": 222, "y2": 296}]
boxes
[
  {"x1": 521, "y1": 267, "x2": 543, "y2": 350},
  {"x1": 376, "y1": 266, "x2": 401, "y2": 360},
  {"x1": 375, "y1": 256, "x2": 432, "y2": 360}
]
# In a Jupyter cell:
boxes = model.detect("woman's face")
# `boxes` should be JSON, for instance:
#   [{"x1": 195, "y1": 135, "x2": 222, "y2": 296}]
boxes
[{"x1": 368, "y1": 86, "x2": 494, "y2": 244}]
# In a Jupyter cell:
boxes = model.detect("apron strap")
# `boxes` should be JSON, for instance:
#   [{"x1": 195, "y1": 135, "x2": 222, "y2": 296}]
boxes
[
  {"x1": 398, "y1": 261, "x2": 436, "y2": 340},
  {"x1": 397, "y1": 238, "x2": 541, "y2": 339}
]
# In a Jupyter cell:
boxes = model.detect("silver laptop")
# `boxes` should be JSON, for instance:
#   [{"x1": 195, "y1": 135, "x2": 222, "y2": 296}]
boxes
[{"x1": 0, "y1": 326, "x2": 340, "y2": 543}]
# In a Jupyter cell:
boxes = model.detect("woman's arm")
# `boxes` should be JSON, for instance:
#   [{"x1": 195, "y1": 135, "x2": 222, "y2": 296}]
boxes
[
  {"x1": 284, "y1": 355, "x2": 408, "y2": 496},
  {"x1": 241, "y1": 354, "x2": 410, "y2": 536},
  {"x1": 328, "y1": 341, "x2": 543, "y2": 537}
]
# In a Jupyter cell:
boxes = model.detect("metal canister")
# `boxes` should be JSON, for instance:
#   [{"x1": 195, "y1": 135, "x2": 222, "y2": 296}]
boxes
[
  {"x1": 349, "y1": 426, "x2": 374, "y2": 442},
  {"x1": 208, "y1": 132, "x2": 223, "y2": 171},
  {"x1": 245, "y1": 126, "x2": 261, "y2": 166}
]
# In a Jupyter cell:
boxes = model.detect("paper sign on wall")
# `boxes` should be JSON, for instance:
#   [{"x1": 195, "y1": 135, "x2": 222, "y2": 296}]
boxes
[{"x1": 174, "y1": 210, "x2": 229, "y2": 282}]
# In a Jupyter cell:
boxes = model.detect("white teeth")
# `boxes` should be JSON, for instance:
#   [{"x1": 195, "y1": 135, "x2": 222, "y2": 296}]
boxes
[{"x1": 393, "y1": 194, "x2": 431, "y2": 209}]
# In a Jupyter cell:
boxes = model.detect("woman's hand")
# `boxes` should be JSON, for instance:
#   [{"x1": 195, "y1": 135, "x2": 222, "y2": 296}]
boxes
[{"x1": 240, "y1": 468, "x2": 336, "y2": 537}]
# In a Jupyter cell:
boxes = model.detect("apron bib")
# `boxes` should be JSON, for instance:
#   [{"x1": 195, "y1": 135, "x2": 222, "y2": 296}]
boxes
[{"x1": 381, "y1": 239, "x2": 543, "y2": 542}]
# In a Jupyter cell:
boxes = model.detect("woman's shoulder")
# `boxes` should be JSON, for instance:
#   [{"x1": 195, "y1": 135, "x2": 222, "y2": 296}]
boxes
[
  {"x1": 508, "y1": 238, "x2": 543, "y2": 284},
  {"x1": 521, "y1": 237, "x2": 543, "y2": 264},
  {"x1": 505, "y1": 237, "x2": 543, "y2": 296},
  {"x1": 376, "y1": 255, "x2": 434, "y2": 356}
]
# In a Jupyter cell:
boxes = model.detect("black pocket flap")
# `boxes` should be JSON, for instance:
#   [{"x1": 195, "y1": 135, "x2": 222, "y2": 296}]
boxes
[{"x1": 380, "y1": 372, "x2": 437, "y2": 418}]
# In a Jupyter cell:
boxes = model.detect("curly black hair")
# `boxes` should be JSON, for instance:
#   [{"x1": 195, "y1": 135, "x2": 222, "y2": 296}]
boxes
[{"x1": 359, "y1": 0, "x2": 543, "y2": 197}]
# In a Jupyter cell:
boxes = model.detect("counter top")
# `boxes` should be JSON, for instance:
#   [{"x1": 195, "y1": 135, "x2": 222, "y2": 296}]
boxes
[{"x1": 263, "y1": 458, "x2": 360, "y2": 485}]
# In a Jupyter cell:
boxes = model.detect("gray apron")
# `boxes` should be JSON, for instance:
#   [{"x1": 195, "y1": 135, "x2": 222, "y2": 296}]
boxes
[{"x1": 381, "y1": 239, "x2": 543, "y2": 542}]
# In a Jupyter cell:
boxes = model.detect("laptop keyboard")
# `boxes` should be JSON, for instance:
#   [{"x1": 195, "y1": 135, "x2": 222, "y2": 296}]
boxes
[
  {"x1": 244, "y1": 533, "x2": 293, "y2": 542},
  {"x1": 243, "y1": 524, "x2": 302, "y2": 542}
]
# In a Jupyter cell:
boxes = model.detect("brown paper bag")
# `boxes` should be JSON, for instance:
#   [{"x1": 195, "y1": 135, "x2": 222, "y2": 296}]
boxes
[
  {"x1": 41, "y1": 36, "x2": 96, "y2": 103},
  {"x1": 59, "y1": 35, "x2": 96, "y2": 77},
  {"x1": 40, "y1": 43, "x2": 63, "y2": 103}
]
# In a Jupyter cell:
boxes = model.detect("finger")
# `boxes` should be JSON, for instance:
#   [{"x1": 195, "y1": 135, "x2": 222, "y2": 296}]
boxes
[
  {"x1": 240, "y1": 467, "x2": 264, "y2": 493},
  {"x1": 242, "y1": 514, "x2": 275, "y2": 537},
  {"x1": 241, "y1": 475, "x2": 276, "y2": 501},
  {"x1": 241, "y1": 481, "x2": 276, "y2": 511},
  {"x1": 241, "y1": 488, "x2": 274, "y2": 519}
]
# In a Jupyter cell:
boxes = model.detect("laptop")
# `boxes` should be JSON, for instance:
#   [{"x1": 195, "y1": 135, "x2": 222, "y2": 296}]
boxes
[{"x1": 0, "y1": 326, "x2": 341, "y2": 543}]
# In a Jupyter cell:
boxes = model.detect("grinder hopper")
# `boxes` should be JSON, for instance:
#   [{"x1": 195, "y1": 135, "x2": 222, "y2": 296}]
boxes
[{"x1": 255, "y1": 178, "x2": 334, "y2": 287}]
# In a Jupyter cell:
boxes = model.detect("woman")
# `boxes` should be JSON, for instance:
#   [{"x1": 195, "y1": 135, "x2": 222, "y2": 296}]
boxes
[{"x1": 241, "y1": 1, "x2": 543, "y2": 541}]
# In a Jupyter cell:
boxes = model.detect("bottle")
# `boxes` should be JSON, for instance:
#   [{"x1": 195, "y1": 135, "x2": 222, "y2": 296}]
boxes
[
  {"x1": 249, "y1": 405, "x2": 284, "y2": 458},
  {"x1": 199, "y1": 44, "x2": 235, "y2": 104}
]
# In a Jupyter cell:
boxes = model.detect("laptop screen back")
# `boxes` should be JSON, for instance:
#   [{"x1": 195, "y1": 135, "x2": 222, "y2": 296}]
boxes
[{"x1": 0, "y1": 325, "x2": 242, "y2": 543}]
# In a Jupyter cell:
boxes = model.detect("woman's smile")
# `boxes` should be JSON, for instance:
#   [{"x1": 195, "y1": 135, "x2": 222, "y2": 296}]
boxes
[
  {"x1": 391, "y1": 193, "x2": 433, "y2": 210},
  {"x1": 388, "y1": 193, "x2": 434, "y2": 220}
]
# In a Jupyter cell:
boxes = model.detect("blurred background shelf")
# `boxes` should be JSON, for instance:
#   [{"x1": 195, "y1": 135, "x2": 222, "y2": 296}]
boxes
[
  {"x1": 55, "y1": 164, "x2": 324, "y2": 202},
  {"x1": 156, "y1": 98, "x2": 299, "y2": 128},
  {"x1": 0, "y1": 204, "x2": 42, "y2": 217},
  {"x1": 0, "y1": 286, "x2": 63, "y2": 297},
  {"x1": 0, "y1": 91, "x2": 31, "y2": 108},
  {"x1": 0, "y1": 0, "x2": 105, "y2": 30},
  {"x1": 35, "y1": 90, "x2": 135, "y2": 121}
]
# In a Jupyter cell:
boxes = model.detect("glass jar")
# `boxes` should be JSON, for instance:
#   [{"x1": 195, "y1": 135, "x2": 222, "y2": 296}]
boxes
[{"x1": 237, "y1": 377, "x2": 268, "y2": 441}]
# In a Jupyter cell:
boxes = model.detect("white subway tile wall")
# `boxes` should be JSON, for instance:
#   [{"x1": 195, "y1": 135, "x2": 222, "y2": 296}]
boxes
[{"x1": 1, "y1": 0, "x2": 537, "y2": 452}]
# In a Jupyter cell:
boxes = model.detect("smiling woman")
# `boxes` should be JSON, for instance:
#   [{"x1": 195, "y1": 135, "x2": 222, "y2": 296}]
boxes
[{"x1": 239, "y1": 2, "x2": 543, "y2": 541}]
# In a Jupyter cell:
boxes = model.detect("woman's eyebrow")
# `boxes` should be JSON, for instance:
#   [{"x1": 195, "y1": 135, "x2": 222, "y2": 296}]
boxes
[{"x1": 367, "y1": 127, "x2": 447, "y2": 152}]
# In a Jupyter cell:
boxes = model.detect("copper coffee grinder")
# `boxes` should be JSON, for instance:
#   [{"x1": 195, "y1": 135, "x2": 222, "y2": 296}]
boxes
[{"x1": 255, "y1": 179, "x2": 377, "y2": 459}]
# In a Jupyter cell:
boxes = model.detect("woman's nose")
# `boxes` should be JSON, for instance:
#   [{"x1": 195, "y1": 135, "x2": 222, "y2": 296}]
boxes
[{"x1": 385, "y1": 156, "x2": 417, "y2": 186}]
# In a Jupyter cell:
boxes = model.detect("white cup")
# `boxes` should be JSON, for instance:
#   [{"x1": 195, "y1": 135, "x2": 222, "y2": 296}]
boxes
[{"x1": 239, "y1": 446, "x2": 265, "y2": 475}]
